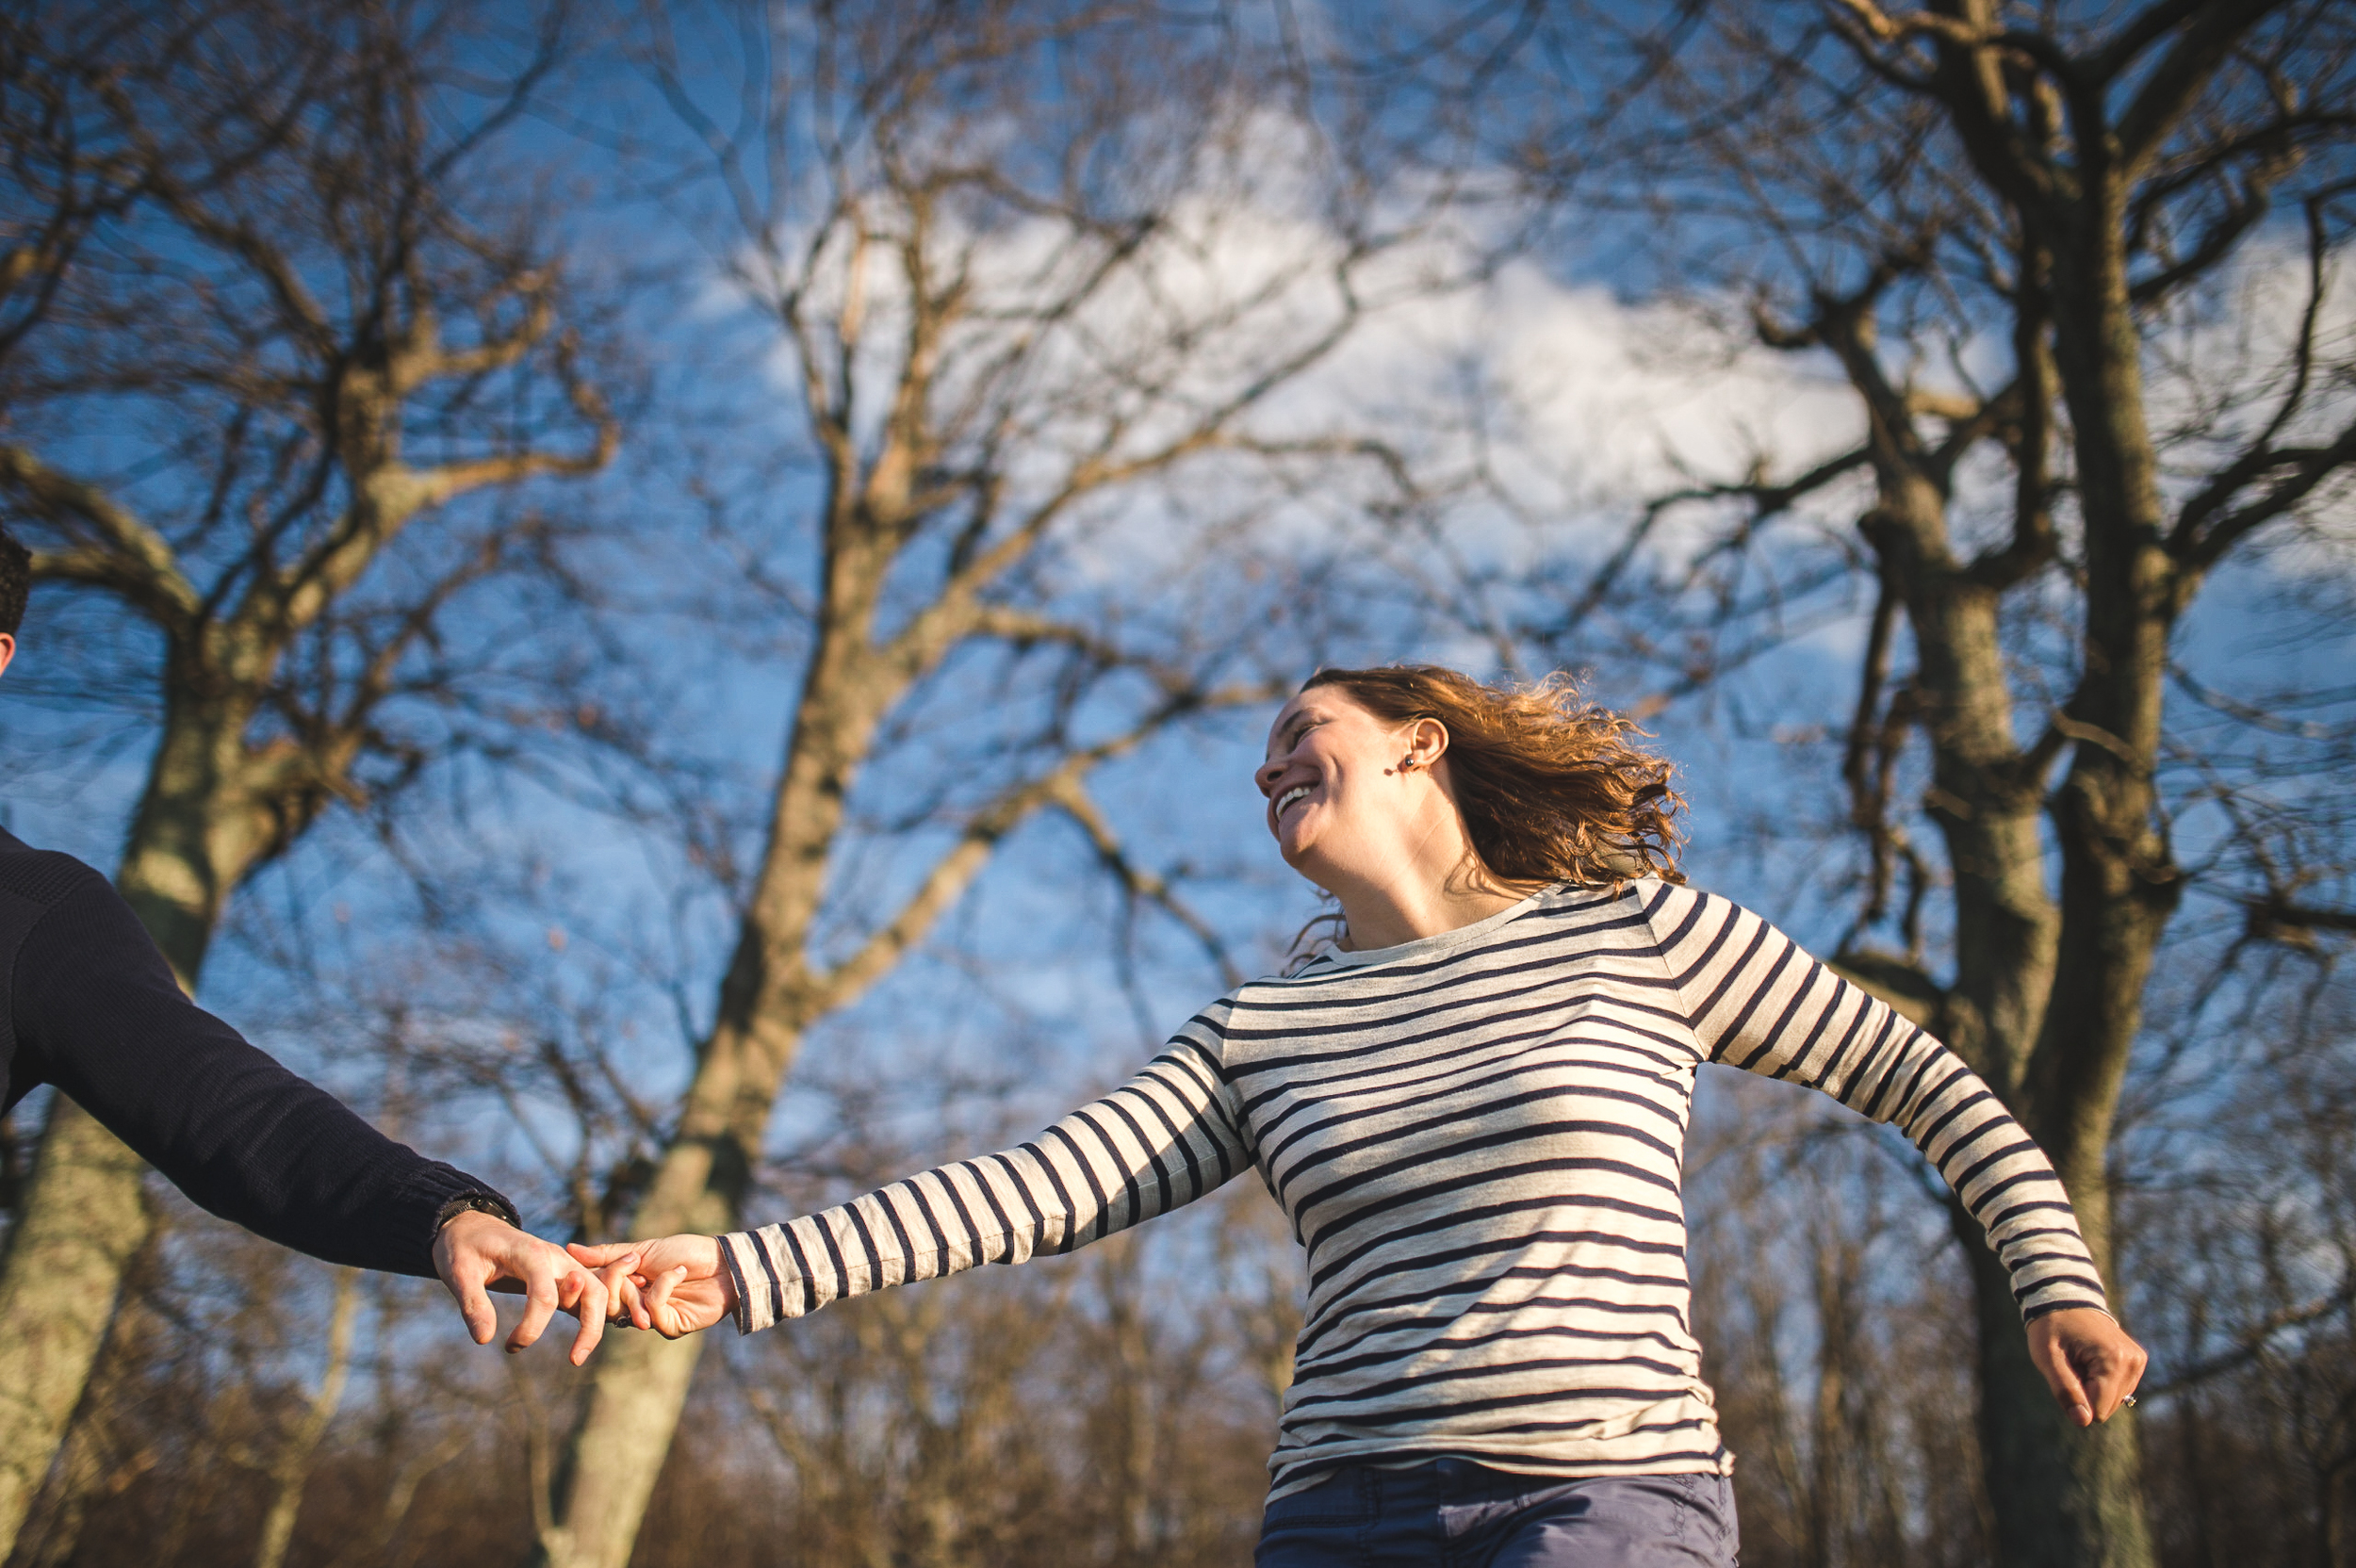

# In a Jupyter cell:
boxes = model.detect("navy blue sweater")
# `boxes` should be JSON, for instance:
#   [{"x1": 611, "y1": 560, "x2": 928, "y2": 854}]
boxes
[{"x1": 0, "y1": 826, "x2": 515, "y2": 1277}]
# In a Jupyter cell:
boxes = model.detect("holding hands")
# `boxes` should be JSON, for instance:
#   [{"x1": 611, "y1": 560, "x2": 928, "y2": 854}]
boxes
[
  {"x1": 569, "y1": 1233, "x2": 739, "y2": 1338},
  {"x1": 425, "y1": 1213, "x2": 732, "y2": 1360},
  {"x1": 432, "y1": 1209, "x2": 613, "y2": 1365}
]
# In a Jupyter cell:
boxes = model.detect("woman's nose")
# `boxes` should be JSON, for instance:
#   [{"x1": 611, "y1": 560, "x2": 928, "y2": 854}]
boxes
[{"x1": 1254, "y1": 758, "x2": 1285, "y2": 793}]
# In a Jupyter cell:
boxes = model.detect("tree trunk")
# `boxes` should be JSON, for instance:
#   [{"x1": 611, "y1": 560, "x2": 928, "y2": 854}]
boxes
[
  {"x1": 250, "y1": 1266, "x2": 362, "y2": 1568},
  {"x1": 0, "y1": 1100, "x2": 152, "y2": 1551},
  {"x1": 530, "y1": 621, "x2": 1076, "y2": 1566},
  {"x1": 13, "y1": 1226, "x2": 165, "y2": 1568},
  {"x1": 1962, "y1": 1230, "x2": 2152, "y2": 1568},
  {"x1": 530, "y1": 1246, "x2": 721, "y2": 1568},
  {"x1": 1970, "y1": 186, "x2": 2174, "y2": 1568},
  {"x1": 1842, "y1": 327, "x2": 2150, "y2": 1565},
  {"x1": 531, "y1": 962, "x2": 819, "y2": 1568}
]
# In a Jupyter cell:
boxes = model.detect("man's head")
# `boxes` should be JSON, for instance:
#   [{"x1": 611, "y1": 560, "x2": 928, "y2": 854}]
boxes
[{"x1": 0, "y1": 524, "x2": 26, "y2": 679}]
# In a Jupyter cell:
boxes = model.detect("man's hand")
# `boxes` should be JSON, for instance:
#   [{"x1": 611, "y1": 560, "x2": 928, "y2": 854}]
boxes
[
  {"x1": 568, "y1": 1234, "x2": 736, "y2": 1339},
  {"x1": 433, "y1": 1210, "x2": 612, "y2": 1365},
  {"x1": 2028, "y1": 1306, "x2": 2148, "y2": 1427}
]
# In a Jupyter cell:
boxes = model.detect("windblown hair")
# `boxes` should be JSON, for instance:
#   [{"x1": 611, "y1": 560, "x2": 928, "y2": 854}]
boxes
[
  {"x1": 1303, "y1": 663, "x2": 1685, "y2": 890},
  {"x1": 0, "y1": 525, "x2": 25, "y2": 637}
]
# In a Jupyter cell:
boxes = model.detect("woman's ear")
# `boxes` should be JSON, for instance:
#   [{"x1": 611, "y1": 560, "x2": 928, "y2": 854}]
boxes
[{"x1": 1409, "y1": 716, "x2": 1448, "y2": 767}]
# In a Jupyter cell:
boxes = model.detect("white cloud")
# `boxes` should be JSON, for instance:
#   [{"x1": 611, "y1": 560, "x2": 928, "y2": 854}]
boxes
[{"x1": 692, "y1": 109, "x2": 1872, "y2": 615}]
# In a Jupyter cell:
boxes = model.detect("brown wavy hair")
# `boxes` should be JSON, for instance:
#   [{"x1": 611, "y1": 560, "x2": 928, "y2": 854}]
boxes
[{"x1": 1301, "y1": 664, "x2": 1685, "y2": 890}]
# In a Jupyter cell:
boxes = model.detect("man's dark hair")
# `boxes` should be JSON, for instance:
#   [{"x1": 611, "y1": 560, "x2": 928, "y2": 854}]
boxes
[{"x1": 0, "y1": 526, "x2": 26, "y2": 637}]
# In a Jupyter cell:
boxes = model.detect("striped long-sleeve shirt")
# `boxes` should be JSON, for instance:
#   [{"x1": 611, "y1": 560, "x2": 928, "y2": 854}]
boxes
[{"x1": 718, "y1": 880, "x2": 2107, "y2": 1494}]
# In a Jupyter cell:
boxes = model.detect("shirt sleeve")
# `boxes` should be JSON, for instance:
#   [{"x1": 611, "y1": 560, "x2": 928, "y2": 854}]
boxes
[
  {"x1": 719, "y1": 1021, "x2": 1249, "y2": 1334},
  {"x1": 10, "y1": 872, "x2": 518, "y2": 1279},
  {"x1": 1643, "y1": 882, "x2": 2109, "y2": 1322}
]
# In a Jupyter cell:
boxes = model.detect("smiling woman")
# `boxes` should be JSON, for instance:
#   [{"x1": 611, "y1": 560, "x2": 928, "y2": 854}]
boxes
[
  {"x1": 576, "y1": 663, "x2": 2148, "y2": 1568},
  {"x1": 1257, "y1": 667, "x2": 1684, "y2": 955}
]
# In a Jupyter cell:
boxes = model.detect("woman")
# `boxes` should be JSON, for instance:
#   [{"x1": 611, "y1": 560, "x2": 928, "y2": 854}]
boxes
[{"x1": 578, "y1": 665, "x2": 2145, "y2": 1567}]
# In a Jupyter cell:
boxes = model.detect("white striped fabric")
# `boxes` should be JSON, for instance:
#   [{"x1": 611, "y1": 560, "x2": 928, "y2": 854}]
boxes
[{"x1": 718, "y1": 880, "x2": 2106, "y2": 1495}]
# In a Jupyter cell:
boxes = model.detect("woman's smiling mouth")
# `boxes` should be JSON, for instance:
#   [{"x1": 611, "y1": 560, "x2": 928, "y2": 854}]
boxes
[{"x1": 1275, "y1": 785, "x2": 1314, "y2": 824}]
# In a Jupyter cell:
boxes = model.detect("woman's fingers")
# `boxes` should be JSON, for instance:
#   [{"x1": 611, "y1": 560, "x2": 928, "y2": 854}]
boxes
[
  {"x1": 2046, "y1": 1342, "x2": 2094, "y2": 1427},
  {"x1": 2028, "y1": 1308, "x2": 2148, "y2": 1427},
  {"x1": 544, "y1": 1235, "x2": 719, "y2": 1338},
  {"x1": 2082, "y1": 1335, "x2": 2149, "y2": 1422}
]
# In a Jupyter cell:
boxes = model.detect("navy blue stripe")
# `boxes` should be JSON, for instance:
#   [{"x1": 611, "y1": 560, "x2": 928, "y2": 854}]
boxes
[
  {"x1": 779, "y1": 1223, "x2": 821, "y2": 1316},
  {"x1": 748, "y1": 1233, "x2": 787, "y2": 1324}
]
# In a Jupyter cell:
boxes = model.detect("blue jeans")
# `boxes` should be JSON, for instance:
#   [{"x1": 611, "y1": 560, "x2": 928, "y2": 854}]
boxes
[{"x1": 1255, "y1": 1460, "x2": 1740, "y2": 1568}]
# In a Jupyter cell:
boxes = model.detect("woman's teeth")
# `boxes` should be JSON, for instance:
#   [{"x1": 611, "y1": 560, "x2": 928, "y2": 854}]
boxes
[{"x1": 1277, "y1": 786, "x2": 1312, "y2": 820}]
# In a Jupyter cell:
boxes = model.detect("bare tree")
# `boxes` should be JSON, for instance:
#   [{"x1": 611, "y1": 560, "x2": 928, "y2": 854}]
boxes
[
  {"x1": 1403, "y1": 1, "x2": 2356, "y2": 1562},
  {"x1": 522, "y1": 4, "x2": 1491, "y2": 1563},
  {"x1": 0, "y1": 2, "x2": 613, "y2": 1553}
]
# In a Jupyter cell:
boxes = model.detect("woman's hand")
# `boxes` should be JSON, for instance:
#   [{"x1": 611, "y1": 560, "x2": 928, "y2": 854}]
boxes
[
  {"x1": 2027, "y1": 1306, "x2": 2148, "y2": 1427},
  {"x1": 566, "y1": 1234, "x2": 737, "y2": 1339}
]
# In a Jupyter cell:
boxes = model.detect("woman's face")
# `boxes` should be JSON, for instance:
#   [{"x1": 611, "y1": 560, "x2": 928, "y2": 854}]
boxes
[{"x1": 1256, "y1": 686, "x2": 1439, "y2": 882}]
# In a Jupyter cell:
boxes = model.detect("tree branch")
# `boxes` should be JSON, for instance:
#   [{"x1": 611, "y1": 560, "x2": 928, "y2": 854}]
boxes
[
  {"x1": 2116, "y1": 0, "x2": 2293, "y2": 180},
  {"x1": 275, "y1": 349, "x2": 616, "y2": 630},
  {"x1": 1051, "y1": 776, "x2": 1245, "y2": 989},
  {"x1": 2144, "y1": 1277, "x2": 2356, "y2": 1396},
  {"x1": 2170, "y1": 417, "x2": 2356, "y2": 579},
  {"x1": 2, "y1": 445, "x2": 200, "y2": 627},
  {"x1": 2238, "y1": 895, "x2": 2356, "y2": 948},
  {"x1": 810, "y1": 682, "x2": 1268, "y2": 1017}
]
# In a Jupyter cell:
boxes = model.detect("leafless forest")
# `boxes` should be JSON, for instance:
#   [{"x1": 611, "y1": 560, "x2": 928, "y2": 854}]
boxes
[{"x1": 1, "y1": 3, "x2": 2351, "y2": 1566}]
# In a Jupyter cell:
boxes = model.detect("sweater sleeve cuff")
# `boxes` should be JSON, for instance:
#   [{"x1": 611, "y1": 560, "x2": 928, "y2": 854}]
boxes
[
  {"x1": 2022, "y1": 1297, "x2": 2114, "y2": 1325},
  {"x1": 719, "y1": 1230, "x2": 775, "y2": 1334},
  {"x1": 382, "y1": 1169, "x2": 517, "y2": 1277}
]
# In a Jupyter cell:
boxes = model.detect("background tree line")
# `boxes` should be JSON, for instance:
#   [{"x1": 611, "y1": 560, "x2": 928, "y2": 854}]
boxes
[{"x1": 0, "y1": 3, "x2": 2349, "y2": 1567}]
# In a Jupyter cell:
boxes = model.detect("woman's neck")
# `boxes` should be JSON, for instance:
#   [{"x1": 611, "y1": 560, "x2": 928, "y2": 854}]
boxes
[
  {"x1": 1332, "y1": 860, "x2": 1534, "y2": 952},
  {"x1": 1298, "y1": 759, "x2": 1536, "y2": 952}
]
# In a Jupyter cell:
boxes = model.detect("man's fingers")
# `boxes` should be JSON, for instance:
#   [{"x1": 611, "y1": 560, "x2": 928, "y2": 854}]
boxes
[
  {"x1": 563, "y1": 1268, "x2": 609, "y2": 1365},
  {"x1": 646, "y1": 1263, "x2": 691, "y2": 1339},
  {"x1": 509, "y1": 1266, "x2": 561, "y2": 1354},
  {"x1": 446, "y1": 1263, "x2": 499, "y2": 1347},
  {"x1": 568, "y1": 1240, "x2": 642, "y2": 1268},
  {"x1": 433, "y1": 1215, "x2": 503, "y2": 1346}
]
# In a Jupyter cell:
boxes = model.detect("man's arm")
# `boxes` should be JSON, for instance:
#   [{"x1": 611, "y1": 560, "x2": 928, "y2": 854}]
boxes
[
  {"x1": 13, "y1": 872, "x2": 610, "y2": 1360},
  {"x1": 15, "y1": 873, "x2": 505, "y2": 1275}
]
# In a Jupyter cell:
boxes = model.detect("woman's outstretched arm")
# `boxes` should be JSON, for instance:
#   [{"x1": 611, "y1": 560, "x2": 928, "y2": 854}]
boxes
[
  {"x1": 579, "y1": 1026, "x2": 1251, "y2": 1338},
  {"x1": 1642, "y1": 882, "x2": 2147, "y2": 1425}
]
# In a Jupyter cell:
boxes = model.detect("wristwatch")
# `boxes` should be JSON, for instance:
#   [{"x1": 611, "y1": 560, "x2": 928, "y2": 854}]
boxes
[{"x1": 434, "y1": 1191, "x2": 521, "y2": 1232}]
